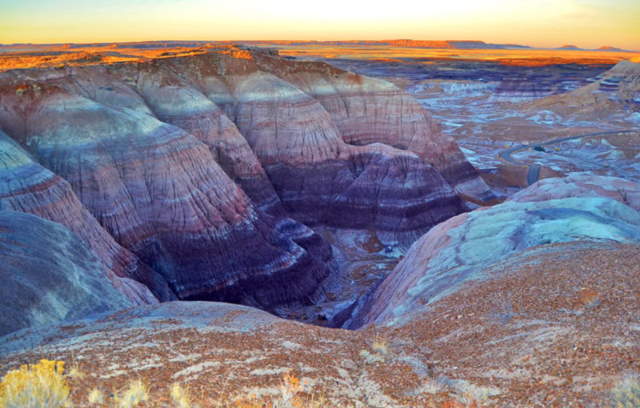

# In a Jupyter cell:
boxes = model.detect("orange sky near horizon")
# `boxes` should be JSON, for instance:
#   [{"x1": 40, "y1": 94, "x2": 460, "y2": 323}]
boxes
[{"x1": 1, "y1": 0, "x2": 639, "y2": 50}]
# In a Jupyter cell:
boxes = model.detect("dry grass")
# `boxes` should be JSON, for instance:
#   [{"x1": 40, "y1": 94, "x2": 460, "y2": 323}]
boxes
[
  {"x1": 67, "y1": 366, "x2": 85, "y2": 381},
  {"x1": 0, "y1": 359, "x2": 70, "y2": 408},
  {"x1": 371, "y1": 334, "x2": 389, "y2": 355},
  {"x1": 610, "y1": 377, "x2": 640, "y2": 408},
  {"x1": 113, "y1": 379, "x2": 149, "y2": 408},
  {"x1": 0, "y1": 359, "x2": 484, "y2": 407},
  {"x1": 0, "y1": 359, "x2": 343, "y2": 408},
  {"x1": 170, "y1": 382, "x2": 193, "y2": 408},
  {"x1": 87, "y1": 388, "x2": 105, "y2": 405},
  {"x1": 225, "y1": 374, "x2": 353, "y2": 408}
]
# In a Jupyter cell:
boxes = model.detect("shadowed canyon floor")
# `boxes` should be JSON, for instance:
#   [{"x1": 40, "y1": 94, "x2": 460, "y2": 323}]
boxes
[{"x1": 1, "y1": 42, "x2": 639, "y2": 407}]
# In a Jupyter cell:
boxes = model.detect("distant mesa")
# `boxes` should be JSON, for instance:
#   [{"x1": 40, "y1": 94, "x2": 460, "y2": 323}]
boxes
[
  {"x1": 1, "y1": 40, "x2": 640, "y2": 407},
  {"x1": 558, "y1": 44, "x2": 580, "y2": 49},
  {"x1": 252, "y1": 39, "x2": 532, "y2": 50},
  {"x1": 378, "y1": 39, "x2": 521, "y2": 49},
  {"x1": 598, "y1": 45, "x2": 623, "y2": 51}
]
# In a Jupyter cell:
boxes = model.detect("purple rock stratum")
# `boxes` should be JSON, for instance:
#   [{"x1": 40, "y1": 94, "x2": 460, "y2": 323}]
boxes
[{"x1": 0, "y1": 45, "x2": 492, "y2": 327}]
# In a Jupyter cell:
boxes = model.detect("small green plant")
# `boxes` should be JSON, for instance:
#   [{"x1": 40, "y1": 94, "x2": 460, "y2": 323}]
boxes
[{"x1": 0, "y1": 359, "x2": 70, "y2": 408}]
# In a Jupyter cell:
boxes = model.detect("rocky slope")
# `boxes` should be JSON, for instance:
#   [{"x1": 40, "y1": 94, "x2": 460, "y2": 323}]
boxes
[
  {"x1": 385, "y1": 240, "x2": 640, "y2": 407},
  {"x1": 350, "y1": 175, "x2": 640, "y2": 328},
  {"x1": 0, "y1": 211, "x2": 135, "y2": 336}
]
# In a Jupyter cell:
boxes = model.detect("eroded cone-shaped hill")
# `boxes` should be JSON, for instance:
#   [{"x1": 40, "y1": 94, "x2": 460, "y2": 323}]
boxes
[
  {"x1": 0, "y1": 45, "x2": 490, "y2": 317},
  {"x1": 132, "y1": 47, "x2": 482, "y2": 239}
]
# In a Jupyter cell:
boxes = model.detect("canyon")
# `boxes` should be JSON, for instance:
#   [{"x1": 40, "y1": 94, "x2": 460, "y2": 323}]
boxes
[
  {"x1": 0, "y1": 42, "x2": 639, "y2": 407},
  {"x1": 0, "y1": 45, "x2": 492, "y2": 329}
]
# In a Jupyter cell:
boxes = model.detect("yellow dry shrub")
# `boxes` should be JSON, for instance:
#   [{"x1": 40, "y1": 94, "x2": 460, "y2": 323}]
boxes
[
  {"x1": 371, "y1": 336, "x2": 389, "y2": 356},
  {"x1": 170, "y1": 382, "x2": 192, "y2": 408},
  {"x1": 67, "y1": 366, "x2": 85, "y2": 380},
  {"x1": 231, "y1": 374, "x2": 338, "y2": 408},
  {"x1": 87, "y1": 387, "x2": 105, "y2": 405},
  {"x1": 279, "y1": 374, "x2": 302, "y2": 403},
  {"x1": 113, "y1": 379, "x2": 149, "y2": 408},
  {"x1": 0, "y1": 359, "x2": 70, "y2": 408}
]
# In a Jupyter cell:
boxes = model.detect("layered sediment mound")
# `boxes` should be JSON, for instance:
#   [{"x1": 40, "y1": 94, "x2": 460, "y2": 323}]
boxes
[
  {"x1": 350, "y1": 176, "x2": 640, "y2": 328},
  {"x1": 510, "y1": 172, "x2": 640, "y2": 210},
  {"x1": 252, "y1": 52, "x2": 492, "y2": 202},
  {"x1": 0, "y1": 211, "x2": 134, "y2": 336},
  {"x1": 155, "y1": 49, "x2": 480, "y2": 238},
  {"x1": 0, "y1": 79, "x2": 331, "y2": 311},
  {"x1": 0, "y1": 129, "x2": 160, "y2": 304},
  {"x1": 528, "y1": 60, "x2": 640, "y2": 120},
  {"x1": 0, "y1": 45, "x2": 485, "y2": 319}
]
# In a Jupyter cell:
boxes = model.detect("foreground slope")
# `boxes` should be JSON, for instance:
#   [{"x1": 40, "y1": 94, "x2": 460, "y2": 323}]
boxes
[
  {"x1": 1, "y1": 176, "x2": 639, "y2": 407},
  {"x1": 1, "y1": 244, "x2": 638, "y2": 407}
]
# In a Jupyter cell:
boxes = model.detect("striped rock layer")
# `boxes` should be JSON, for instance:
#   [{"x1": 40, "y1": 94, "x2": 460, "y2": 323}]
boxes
[
  {"x1": 0, "y1": 129, "x2": 161, "y2": 304},
  {"x1": 350, "y1": 175, "x2": 640, "y2": 328},
  {"x1": 529, "y1": 60, "x2": 640, "y2": 119},
  {"x1": 0, "y1": 46, "x2": 488, "y2": 313}
]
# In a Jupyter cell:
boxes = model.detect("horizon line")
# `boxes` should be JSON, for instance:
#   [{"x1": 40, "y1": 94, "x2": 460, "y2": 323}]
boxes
[{"x1": 1, "y1": 39, "x2": 637, "y2": 52}]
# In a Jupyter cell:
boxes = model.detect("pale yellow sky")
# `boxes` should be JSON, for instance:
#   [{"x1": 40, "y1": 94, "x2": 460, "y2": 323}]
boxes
[{"x1": 1, "y1": 0, "x2": 639, "y2": 49}]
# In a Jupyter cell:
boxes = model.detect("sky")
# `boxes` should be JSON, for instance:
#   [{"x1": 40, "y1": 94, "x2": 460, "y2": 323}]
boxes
[{"x1": 1, "y1": 0, "x2": 639, "y2": 49}]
